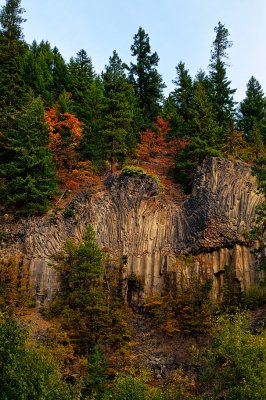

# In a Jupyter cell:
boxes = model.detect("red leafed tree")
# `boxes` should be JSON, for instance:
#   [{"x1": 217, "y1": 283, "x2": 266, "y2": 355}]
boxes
[
  {"x1": 136, "y1": 116, "x2": 170, "y2": 161},
  {"x1": 45, "y1": 107, "x2": 83, "y2": 173},
  {"x1": 45, "y1": 107, "x2": 100, "y2": 190}
]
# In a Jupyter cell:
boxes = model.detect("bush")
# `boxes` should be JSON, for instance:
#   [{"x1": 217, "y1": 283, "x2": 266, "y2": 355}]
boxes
[
  {"x1": 63, "y1": 207, "x2": 75, "y2": 219},
  {"x1": 121, "y1": 167, "x2": 163, "y2": 191},
  {"x1": 200, "y1": 313, "x2": 266, "y2": 400},
  {"x1": 121, "y1": 166, "x2": 146, "y2": 176},
  {"x1": 241, "y1": 286, "x2": 266, "y2": 309},
  {"x1": 0, "y1": 314, "x2": 74, "y2": 400},
  {"x1": 106, "y1": 373, "x2": 166, "y2": 400},
  {"x1": 150, "y1": 174, "x2": 163, "y2": 191}
]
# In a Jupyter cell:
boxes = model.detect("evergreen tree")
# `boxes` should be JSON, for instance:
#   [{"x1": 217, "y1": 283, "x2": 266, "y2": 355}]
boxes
[
  {"x1": 23, "y1": 40, "x2": 54, "y2": 105},
  {"x1": 24, "y1": 41, "x2": 68, "y2": 105},
  {"x1": 129, "y1": 27, "x2": 165, "y2": 125},
  {"x1": 162, "y1": 94, "x2": 180, "y2": 136},
  {"x1": 0, "y1": 0, "x2": 28, "y2": 130},
  {"x1": 48, "y1": 226, "x2": 130, "y2": 359},
  {"x1": 102, "y1": 50, "x2": 135, "y2": 172},
  {"x1": 0, "y1": 314, "x2": 73, "y2": 399},
  {"x1": 67, "y1": 49, "x2": 104, "y2": 162},
  {"x1": 175, "y1": 136, "x2": 221, "y2": 193},
  {"x1": 194, "y1": 68, "x2": 213, "y2": 96},
  {"x1": 0, "y1": 0, "x2": 25, "y2": 46},
  {"x1": 51, "y1": 46, "x2": 68, "y2": 100},
  {"x1": 78, "y1": 75, "x2": 105, "y2": 163},
  {"x1": 171, "y1": 62, "x2": 193, "y2": 123},
  {"x1": 48, "y1": 226, "x2": 105, "y2": 353},
  {"x1": 67, "y1": 49, "x2": 96, "y2": 122},
  {"x1": 0, "y1": 96, "x2": 57, "y2": 214},
  {"x1": 175, "y1": 82, "x2": 222, "y2": 192},
  {"x1": 168, "y1": 61, "x2": 194, "y2": 137},
  {"x1": 209, "y1": 22, "x2": 236, "y2": 131},
  {"x1": 189, "y1": 82, "x2": 221, "y2": 144},
  {"x1": 238, "y1": 76, "x2": 266, "y2": 146}
]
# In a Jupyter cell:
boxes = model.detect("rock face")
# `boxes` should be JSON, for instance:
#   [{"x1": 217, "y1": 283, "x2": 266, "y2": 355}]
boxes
[{"x1": 0, "y1": 157, "x2": 263, "y2": 304}]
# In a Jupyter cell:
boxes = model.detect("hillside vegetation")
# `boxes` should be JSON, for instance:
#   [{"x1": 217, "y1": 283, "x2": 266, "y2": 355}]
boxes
[{"x1": 0, "y1": 1, "x2": 266, "y2": 399}]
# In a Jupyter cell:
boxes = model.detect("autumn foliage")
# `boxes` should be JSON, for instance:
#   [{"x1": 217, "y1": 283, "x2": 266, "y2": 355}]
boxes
[
  {"x1": 45, "y1": 106, "x2": 82, "y2": 171},
  {"x1": 0, "y1": 255, "x2": 33, "y2": 313},
  {"x1": 45, "y1": 106, "x2": 100, "y2": 190},
  {"x1": 136, "y1": 117, "x2": 170, "y2": 161}
]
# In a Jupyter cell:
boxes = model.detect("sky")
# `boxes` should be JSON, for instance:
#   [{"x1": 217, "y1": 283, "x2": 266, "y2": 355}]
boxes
[{"x1": 5, "y1": 0, "x2": 266, "y2": 103}]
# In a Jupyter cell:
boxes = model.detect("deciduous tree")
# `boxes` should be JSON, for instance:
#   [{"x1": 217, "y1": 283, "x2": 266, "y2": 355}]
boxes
[{"x1": 45, "y1": 96, "x2": 83, "y2": 174}]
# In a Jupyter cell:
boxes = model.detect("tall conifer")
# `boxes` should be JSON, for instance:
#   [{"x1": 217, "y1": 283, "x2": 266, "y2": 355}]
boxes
[
  {"x1": 168, "y1": 61, "x2": 194, "y2": 137},
  {"x1": 209, "y1": 22, "x2": 236, "y2": 131},
  {"x1": 0, "y1": 96, "x2": 57, "y2": 214},
  {"x1": 0, "y1": 0, "x2": 27, "y2": 130},
  {"x1": 239, "y1": 76, "x2": 266, "y2": 146},
  {"x1": 67, "y1": 50, "x2": 104, "y2": 162},
  {"x1": 102, "y1": 51, "x2": 135, "y2": 172},
  {"x1": 129, "y1": 27, "x2": 165, "y2": 126}
]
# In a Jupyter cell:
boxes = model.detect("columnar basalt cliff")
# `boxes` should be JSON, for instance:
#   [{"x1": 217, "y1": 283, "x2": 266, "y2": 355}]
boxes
[{"x1": 0, "y1": 157, "x2": 263, "y2": 304}]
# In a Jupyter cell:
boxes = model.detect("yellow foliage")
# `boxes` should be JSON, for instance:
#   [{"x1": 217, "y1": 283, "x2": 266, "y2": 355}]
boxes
[{"x1": 0, "y1": 255, "x2": 34, "y2": 313}]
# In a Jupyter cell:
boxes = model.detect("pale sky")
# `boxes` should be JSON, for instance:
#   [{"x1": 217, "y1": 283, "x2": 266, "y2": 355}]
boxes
[{"x1": 4, "y1": 0, "x2": 266, "y2": 103}]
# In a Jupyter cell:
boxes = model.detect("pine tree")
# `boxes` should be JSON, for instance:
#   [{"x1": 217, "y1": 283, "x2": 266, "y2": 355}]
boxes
[
  {"x1": 49, "y1": 226, "x2": 106, "y2": 353},
  {"x1": 162, "y1": 94, "x2": 180, "y2": 137},
  {"x1": 175, "y1": 82, "x2": 222, "y2": 192},
  {"x1": 209, "y1": 22, "x2": 236, "y2": 131},
  {"x1": 171, "y1": 62, "x2": 193, "y2": 123},
  {"x1": 0, "y1": 0, "x2": 25, "y2": 46},
  {"x1": 0, "y1": 96, "x2": 57, "y2": 214},
  {"x1": 23, "y1": 40, "x2": 54, "y2": 105},
  {"x1": 189, "y1": 82, "x2": 221, "y2": 144},
  {"x1": 0, "y1": 0, "x2": 28, "y2": 130},
  {"x1": 0, "y1": 314, "x2": 73, "y2": 399},
  {"x1": 238, "y1": 76, "x2": 266, "y2": 146},
  {"x1": 67, "y1": 49, "x2": 104, "y2": 163},
  {"x1": 194, "y1": 68, "x2": 213, "y2": 96},
  {"x1": 78, "y1": 75, "x2": 105, "y2": 164},
  {"x1": 168, "y1": 61, "x2": 194, "y2": 137},
  {"x1": 129, "y1": 27, "x2": 165, "y2": 125},
  {"x1": 51, "y1": 46, "x2": 68, "y2": 100},
  {"x1": 24, "y1": 41, "x2": 68, "y2": 105},
  {"x1": 101, "y1": 50, "x2": 135, "y2": 172},
  {"x1": 67, "y1": 49, "x2": 96, "y2": 122}
]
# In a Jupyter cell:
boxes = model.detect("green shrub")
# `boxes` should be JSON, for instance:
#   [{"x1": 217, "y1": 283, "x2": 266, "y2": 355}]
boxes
[
  {"x1": 200, "y1": 313, "x2": 266, "y2": 400},
  {"x1": 0, "y1": 314, "x2": 74, "y2": 400},
  {"x1": 121, "y1": 166, "x2": 146, "y2": 176},
  {"x1": 63, "y1": 207, "x2": 75, "y2": 219},
  {"x1": 106, "y1": 373, "x2": 166, "y2": 400},
  {"x1": 150, "y1": 174, "x2": 163, "y2": 191},
  {"x1": 241, "y1": 286, "x2": 266, "y2": 309},
  {"x1": 121, "y1": 167, "x2": 163, "y2": 191}
]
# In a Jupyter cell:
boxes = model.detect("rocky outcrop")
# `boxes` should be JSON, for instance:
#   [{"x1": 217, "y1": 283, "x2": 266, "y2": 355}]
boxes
[{"x1": 0, "y1": 157, "x2": 263, "y2": 303}]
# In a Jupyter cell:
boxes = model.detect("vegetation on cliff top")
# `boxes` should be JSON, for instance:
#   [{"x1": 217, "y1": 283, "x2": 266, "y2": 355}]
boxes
[{"x1": 0, "y1": 0, "x2": 266, "y2": 213}]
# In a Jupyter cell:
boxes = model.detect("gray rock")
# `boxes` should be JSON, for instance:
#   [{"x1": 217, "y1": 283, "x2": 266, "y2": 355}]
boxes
[{"x1": 0, "y1": 157, "x2": 263, "y2": 304}]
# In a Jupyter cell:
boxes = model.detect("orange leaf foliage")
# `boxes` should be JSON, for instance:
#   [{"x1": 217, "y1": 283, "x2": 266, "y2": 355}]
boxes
[
  {"x1": 44, "y1": 106, "x2": 102, "y2": 191},
  {"x1": 45, "y1": 106, "x2": 83, "y2": 172},
  {"x1": 136, "y1": 117, "x2": 171, "y2": 162},
  {"x1": 0, "y1": 255, "x2": 33, "y2": 313},
  {"x1": 155, "y1": 116, "x2": 171, "y2": 133}
]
